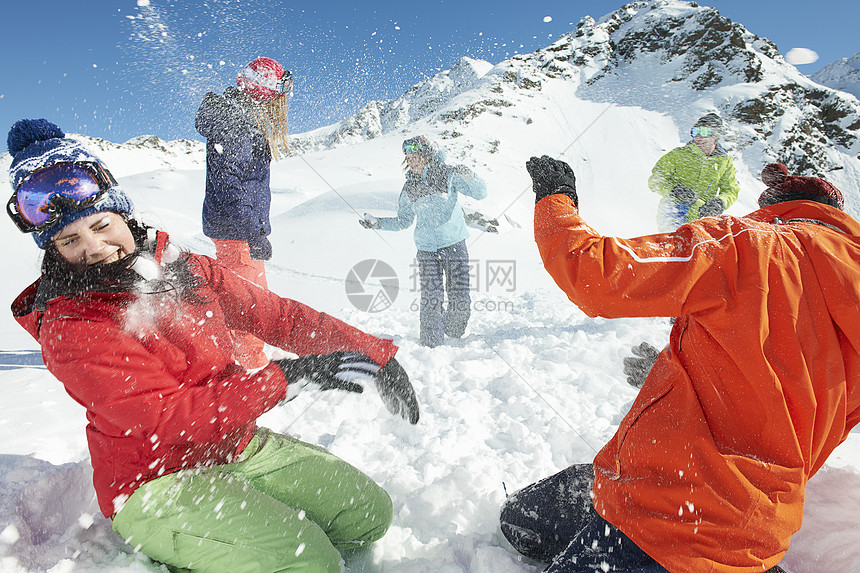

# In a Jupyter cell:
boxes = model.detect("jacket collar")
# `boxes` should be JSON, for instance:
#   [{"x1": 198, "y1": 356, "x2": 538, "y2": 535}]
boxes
[
  {"x1": 685, "y1": 140, "x2": 728, "y2": 158},
  {"x1": 12, "y1": 230, "x2": 177, "y2": 336},
  {"x1": 748, "y1": 201, "x2": 860, "y2": 235}
]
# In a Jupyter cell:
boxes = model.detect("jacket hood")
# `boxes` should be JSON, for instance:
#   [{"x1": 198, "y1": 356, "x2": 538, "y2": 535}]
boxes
[{"x1": 12, "y1": 281, "x2": 42, "y2": 342}]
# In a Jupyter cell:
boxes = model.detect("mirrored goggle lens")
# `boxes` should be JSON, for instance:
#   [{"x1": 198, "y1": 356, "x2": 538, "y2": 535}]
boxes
[
  {"x1": 403, "y1": 141, "x2": 421, "y2": 154},
  {"x1": 691, "y1": 126, "x2": 714, "y2": 138},
  {"x1": 16, "y1": 164, "x2": 104, "y2": 227}
]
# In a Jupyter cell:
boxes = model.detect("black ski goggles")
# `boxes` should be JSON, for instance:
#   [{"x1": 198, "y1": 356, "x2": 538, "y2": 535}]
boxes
[{"x1": 7, "y1": 161, "x2": 118, "y2": 233}]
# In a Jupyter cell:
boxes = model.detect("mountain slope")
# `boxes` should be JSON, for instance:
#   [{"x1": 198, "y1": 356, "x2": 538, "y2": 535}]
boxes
[
  {"x1": 811, "y1": 53, "x2": 860, "y2": 101},
  {"x1": 292, "y1": 0, "x2": 860, "y2": 215}
]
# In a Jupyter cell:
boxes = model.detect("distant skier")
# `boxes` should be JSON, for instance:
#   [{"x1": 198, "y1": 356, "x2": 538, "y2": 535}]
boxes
[
  {"x1": 195, "y1": 56, "x2": 291, "y2": 369},
  {"x1": 500, "y1": 154, "x2": 859, "y2": 572},
  {"x1": 649, "y1": 113, "x2": 740, "y2": 231},
  {"x1": 7, "y1": 119, "x2": 419, "y2": 573},
  {"x1": 359, "y1": 136, "x2": 487, "y2": 347}
]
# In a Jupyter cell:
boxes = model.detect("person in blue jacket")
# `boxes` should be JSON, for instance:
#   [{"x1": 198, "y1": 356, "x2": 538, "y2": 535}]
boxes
[
  {"x1": 195, "y1": 56, "x2": 291, "y2": 368},
  {"x1": 360, "y1": 136, "x2": 488, "y2": 347}
]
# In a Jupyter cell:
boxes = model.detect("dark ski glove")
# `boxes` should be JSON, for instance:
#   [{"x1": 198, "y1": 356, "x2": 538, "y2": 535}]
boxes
[
  {"x1": 698, "y1": 197, "x2": 725, "y2": 218},
  {"x1": 275, "y1": 352, "x2": 380, "y2": 394},
  {"x1": 359, "y1": 213, "x2": 381, "y2": 229},
  {"x1": 526, "y1": 155, "x2": 578, "y2": 205},
  {"x1": 622, "y1": 342, "x2": 660, "y2": 389},
  {"x1": 249, "y1": 236, "x2": 273, "y2": 261},
  {"x1": 375, "y1": 358, "x2": 420, "y2": 424},
  {"x1": 669, "y1": 184, "x2": 696, "y2": 205}
]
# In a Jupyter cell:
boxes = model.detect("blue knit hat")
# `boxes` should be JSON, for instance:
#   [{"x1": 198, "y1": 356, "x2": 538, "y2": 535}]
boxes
[{"x1": 7, "y1": 119, "x2": 134, "y2": 249}]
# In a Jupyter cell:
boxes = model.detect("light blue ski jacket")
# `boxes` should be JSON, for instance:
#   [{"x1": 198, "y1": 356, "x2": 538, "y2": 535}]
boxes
[{"x1": 378, "y1": 150, "x2": 487, "y2": 252}]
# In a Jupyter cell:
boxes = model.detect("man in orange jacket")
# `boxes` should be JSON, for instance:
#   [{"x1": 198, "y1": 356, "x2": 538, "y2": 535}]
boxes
[{"x1": 500, "y1": 156, "x2": 860, "y2": 572}]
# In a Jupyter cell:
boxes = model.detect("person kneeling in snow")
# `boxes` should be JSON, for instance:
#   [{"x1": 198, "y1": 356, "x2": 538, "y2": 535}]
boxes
[
  {"x1": 6, "y1": 119, "x2": 419, "y2": 573},
  {"x1": 499, "y1": 155, "x2": 860, "y2": 572}
]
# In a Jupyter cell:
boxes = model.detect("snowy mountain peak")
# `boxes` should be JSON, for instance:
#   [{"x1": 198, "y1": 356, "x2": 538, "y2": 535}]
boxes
[
  {"x1": 293, "y1": 0, "x2": 859, "y2": 208},
  {"x1": 0, "y1": 133, "x2": 205, "y2": 178},
  {"x1": 811, "y1": 52, "x2": 860, "y2": 101},
  {"x1": 565, "y1": 0, "x2": 778, "y2": 89}
]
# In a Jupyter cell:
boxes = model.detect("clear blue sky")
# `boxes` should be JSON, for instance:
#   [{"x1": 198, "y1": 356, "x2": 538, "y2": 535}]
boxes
[{"x1": 0, "y1": 0, "x2": 855, "y2": 152}]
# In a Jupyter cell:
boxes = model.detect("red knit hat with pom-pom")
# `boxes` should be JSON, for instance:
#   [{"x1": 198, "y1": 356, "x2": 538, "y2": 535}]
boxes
[
  {"x1": 760, "y1": 163, "x2": 788, "y2": 187},
  {"x1": 758, "y1": 163, "x2": 844, "y2": 210},
  {"x1": 236, "y1": 57, "x2": 291, "y2": 101}
]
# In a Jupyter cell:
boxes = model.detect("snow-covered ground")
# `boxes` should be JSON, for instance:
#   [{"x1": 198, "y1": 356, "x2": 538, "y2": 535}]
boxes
[
  {"x1": 2, "y1": 4, "x2": 860, "y2": 564},
  {"x1": 1, "y1": 122, "x2": 859, "y2": 572}
]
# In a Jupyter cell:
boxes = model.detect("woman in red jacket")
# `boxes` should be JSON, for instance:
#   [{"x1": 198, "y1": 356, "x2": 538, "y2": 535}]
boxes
[
  {"x1": 7, "y1": 119, "x2": 419, "y2": 573},
  {"x1": 501, "y1": 156, "x2": 860, "y2": 573}
]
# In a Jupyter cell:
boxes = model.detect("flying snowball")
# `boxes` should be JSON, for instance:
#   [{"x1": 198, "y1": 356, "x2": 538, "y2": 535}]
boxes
[
  {"x1": 543, "y1": 16, "x2": 553, "y2": 23},
  {"x1": 785, "y1": 47, "x2": 819, "y2": 65},
  {"x1": 0, "y1": 524, "x2": 19, "y2": 544},
  {"x1": 137, "y1": 0, "x2": 150, "y2": 6}
]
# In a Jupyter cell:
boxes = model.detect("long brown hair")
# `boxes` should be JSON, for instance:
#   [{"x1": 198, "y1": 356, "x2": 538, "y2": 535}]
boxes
[{"x1": 252, "y1": 96, "x2": 289, "y2": 159}]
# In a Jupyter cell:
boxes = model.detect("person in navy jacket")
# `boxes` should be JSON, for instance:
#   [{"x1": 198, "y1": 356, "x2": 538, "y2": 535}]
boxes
[{"x1": 195, "y1": 56, "x2": 291, "y2": 368}]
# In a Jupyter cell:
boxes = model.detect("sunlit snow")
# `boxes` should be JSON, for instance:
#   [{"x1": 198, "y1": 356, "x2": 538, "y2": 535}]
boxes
[{"x1": 1, "y1": 1, "x2": 859, "y2": 571}]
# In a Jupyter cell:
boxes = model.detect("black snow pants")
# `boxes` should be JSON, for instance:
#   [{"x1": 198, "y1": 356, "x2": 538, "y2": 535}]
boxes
[
  {"x1": 500, "y1": 464, "x2": 667, "y2": 572},
  {"x1": 499, "y1": 463, "x2": 787, "y2": 573}
]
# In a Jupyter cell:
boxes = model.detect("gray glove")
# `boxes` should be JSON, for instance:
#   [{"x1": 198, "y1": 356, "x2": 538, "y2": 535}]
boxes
[
  {"x1": 622, "y1": 342, "x2": 660, "y2": 389},
  {"x1": 669, "y1": 184, "x2": 696, "y2": 205},
  {"x1": 375, "y1": 358, "x2": 420, "y2": 424},
  {"x1": 359, "y1": 213, "x2": 381, "y2": 229},
  {"x1": 698, "y1": 197, "x2": 725, "y2": 218}
]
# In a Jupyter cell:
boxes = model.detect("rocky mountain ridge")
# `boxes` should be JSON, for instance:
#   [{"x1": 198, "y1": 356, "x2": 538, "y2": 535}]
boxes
[
  {"x1": 811, "y1": 53, "x2": 860, "y2": 102},
  {"x1": 291, "y1": 0, "x2": 859, "y2": 196},
  {"x1": 3, "y1": 1, "x2": 857, "y2": 202}
]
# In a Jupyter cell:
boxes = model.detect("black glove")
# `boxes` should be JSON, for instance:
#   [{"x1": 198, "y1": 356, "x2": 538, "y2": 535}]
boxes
[
  {"x1": 526, "y1": 155, "x2": 578, "y2": 205},
  {"x1": 622, "y1": 342, "x2": 660, "y2": 389},
  {"x1": 359, "y1": 213, "x2": 381, "y2": 229},
  {"x1": 669, "y1": 184, "x2": 696, "y2": 205},
  {"x1": 275, "y1": 352, "x2": 380, "y2": 393},
  {"x1": 249, "y1": 236, "x2": 272, "y2": 261},
  {"x1": 698, "y1": 197, "x2": 725, "y2": 218},
  {"x1": 375, "y1": 358, "x2": 420, "y2": 424}
]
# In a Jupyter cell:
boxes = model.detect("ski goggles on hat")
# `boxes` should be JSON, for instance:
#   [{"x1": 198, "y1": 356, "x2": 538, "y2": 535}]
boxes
[
  {"x1": 6, "y1": 161, "x2": 118, "y2": 233},
  {"x1": 402, "y1": 140, "x2": 422, "y2": 154},
  {"x1": 691, "y1": 126, "x2": 717, "y2": 138},
  {"x1": 403, "y1": 138, "x2": 431, "y2": 155},
  {"x1": 239, "y1": 66, "x2": 293, "y2": 94}
]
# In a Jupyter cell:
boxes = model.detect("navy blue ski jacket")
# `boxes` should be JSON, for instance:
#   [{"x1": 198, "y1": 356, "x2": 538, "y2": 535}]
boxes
[{"x1": 195, "y1": 86, "x2": 273, "y2": 260}]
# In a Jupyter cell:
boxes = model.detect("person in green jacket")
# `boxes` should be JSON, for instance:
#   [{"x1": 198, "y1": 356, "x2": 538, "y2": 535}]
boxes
[{"x1": 648, "y1": 113, "x2": 740, "y2": 231}]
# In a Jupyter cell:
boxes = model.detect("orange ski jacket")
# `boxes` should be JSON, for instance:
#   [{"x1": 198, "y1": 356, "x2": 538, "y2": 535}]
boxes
[{"x1": 534, "y1": 194, "x2": 860, "y2": 572}]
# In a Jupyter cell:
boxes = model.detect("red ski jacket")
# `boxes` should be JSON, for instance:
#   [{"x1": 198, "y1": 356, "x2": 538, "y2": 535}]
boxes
[
  {"x1": 12, "y1": 232, "x2": 398, "y2": 517},
  {"x1": 535, "y1": 195, "x2": 860, "y2": 572}
]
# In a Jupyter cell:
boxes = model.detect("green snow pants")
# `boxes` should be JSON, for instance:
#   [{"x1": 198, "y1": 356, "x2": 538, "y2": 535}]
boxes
[{"x1": 112, "y1": 428, "x2": 393, "y2": 573}]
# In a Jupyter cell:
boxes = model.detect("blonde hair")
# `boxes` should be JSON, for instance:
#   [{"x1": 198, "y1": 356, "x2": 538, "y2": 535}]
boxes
[{"x1": 251, "y1": 95, "x2": 289, "y2": 160}]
